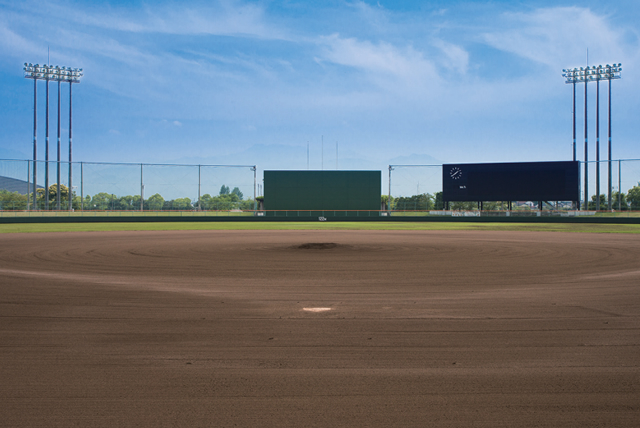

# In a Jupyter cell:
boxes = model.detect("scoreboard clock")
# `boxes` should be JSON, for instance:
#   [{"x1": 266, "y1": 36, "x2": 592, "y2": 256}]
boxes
[{"x1": 449, "y1": 166, "x2": 462, "y2": 180}]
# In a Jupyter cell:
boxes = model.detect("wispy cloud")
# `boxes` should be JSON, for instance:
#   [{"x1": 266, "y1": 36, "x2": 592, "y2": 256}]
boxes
[
  {"x1": 0, "y1": 20, "x2": 47, "y2": 59},
  {"x1": 26, "y1": 0, "x2": 284, "y2": 39},
  {"x1": 317, "y1": 34, "x2": 440, "y2": 90},
  {"x1": 483, "y1": 7, "x2": 629, "y2": 68},
  {"x1": 432, "y1": 39, "x2": 469, "y2": 74}
]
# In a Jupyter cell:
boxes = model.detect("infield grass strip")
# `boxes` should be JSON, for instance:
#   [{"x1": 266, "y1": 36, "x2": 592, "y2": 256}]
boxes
[{"x1": 1, "y1": 222, "x2": 640, "y2": 234}]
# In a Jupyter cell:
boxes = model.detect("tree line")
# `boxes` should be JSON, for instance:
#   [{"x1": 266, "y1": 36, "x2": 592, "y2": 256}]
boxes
[
  {"x1": 0, "y1": 184, "x2": 256, "y2": 211},
  {"x1": 2, "y1": 182, "x2": 640, "y2": 211}
]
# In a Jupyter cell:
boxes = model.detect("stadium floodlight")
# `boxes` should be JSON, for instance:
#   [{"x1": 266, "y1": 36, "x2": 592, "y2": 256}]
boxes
[
  {"x1": 24, "y1": 61, "x2": 83, "y2": 211},
  {"x1": 563, "y1": 63, "x2": 621, "y2": 211}
]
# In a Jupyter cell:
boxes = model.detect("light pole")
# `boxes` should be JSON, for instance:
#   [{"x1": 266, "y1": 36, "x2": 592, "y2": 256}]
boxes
[
  {"x1": 23, "y1": 64, "x2": 44, "y2": 209},
  {"x1": 45, "y1": 71, "x2": 50, "y2": 210},
  {"x1": 57, "y1": 70, "x2": 61, "y2": 210},
  {"x1": 562, "y1": 63, "x2": 621, "y2": 211},
  {"x1": 596, "y1": 67, "x2": 600, "y2": 211},
  {"x1": 23, "y1": 63, "x2": 83, "y2": 211},
  {"x1": 607, "y1": 65, "x2": 621, "y2": 210}
]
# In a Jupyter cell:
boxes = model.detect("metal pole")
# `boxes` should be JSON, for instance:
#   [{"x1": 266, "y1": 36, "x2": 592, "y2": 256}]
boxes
[
  {"x1": 57, "y1": 80, "x2": 61, "y2": 210},
  {"x1": 32, "y1": 77, "x2": 37, "y2": 210},
  {"x1": 596, "y1": 78, "x2": 600, "y2": 211},
  {"x1": 618, "y1": 159, "x2": 622, "y2": 211},
  {"x1": 608, "y1": 78, "x2": 612, "y2": 211},
  {"x1": 140, "y1": 164, "x2": 144, "y2": 211},
  {"x1": 198, "y1": 165, "x2": 201, "y2": 210},
  {"x1": 68, "y1": 82, "x2": 73, "y2": 211},
  {"x1": 26, "y1": 161, "x2": 31, "y2": 211},
  {"x1": 388, "y1": 166, "x2": 392, "y2": 214},
  {"x1": 45, "y1": 76, "x2": 49, "y2": 210},
  {"x1": 573, "y1": 80, "x2": 580, "y2": 209},
  {"x1": 584, "y1": 76, "x2": 588, "y2": 210},
  {"x1": 253, "y1": 166, "x2": 257, "y2": 211},
  {"x1": 572, "y1": 81, "x2": 576, "y2": 161},
  {"x1": 80, "y1": 162, "x2": 84, "y2": 211}
]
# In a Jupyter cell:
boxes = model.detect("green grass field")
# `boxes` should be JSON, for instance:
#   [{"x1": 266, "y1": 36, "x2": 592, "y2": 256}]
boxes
[{"x1": 1, "y1": 221, "x2": 639, "y2": 234}]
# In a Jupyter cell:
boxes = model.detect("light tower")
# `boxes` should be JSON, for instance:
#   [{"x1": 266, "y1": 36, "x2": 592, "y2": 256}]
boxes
[
  {"x1": 562, "y1": 63, "x2": 621, "y2": 210},
  {"x1": 24, "y1": 63, "x2": 83, "y2": 210}
]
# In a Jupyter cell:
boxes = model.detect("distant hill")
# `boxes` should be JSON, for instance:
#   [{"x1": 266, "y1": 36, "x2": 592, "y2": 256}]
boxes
[{"x1": 0, "y1": 176, "x2": 43, "y2": 195}]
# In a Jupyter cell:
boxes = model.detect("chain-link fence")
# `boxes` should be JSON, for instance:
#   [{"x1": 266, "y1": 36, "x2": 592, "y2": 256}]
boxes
[
  {"x1": 388, "y1": 160, "x2": 640, "y2": 213},
  {"x1": 2, "y1": 158, "x2": 639, "y2": 215},
  {"x1": 0, "y1": 159, "x2": 256, "y2": 214}
]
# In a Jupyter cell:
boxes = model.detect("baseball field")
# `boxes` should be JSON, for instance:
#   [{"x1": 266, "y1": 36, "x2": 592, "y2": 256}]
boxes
[{"x1": 1, "y1": 223, "x2": 638, "y2": 427}]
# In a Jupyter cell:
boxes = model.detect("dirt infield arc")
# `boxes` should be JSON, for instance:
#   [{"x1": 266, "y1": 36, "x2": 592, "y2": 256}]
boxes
[{"x1": 1, "y1": 230, "x2": 639, "y2": 427}]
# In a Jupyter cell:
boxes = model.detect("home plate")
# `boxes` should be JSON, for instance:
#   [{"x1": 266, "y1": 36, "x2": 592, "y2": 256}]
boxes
[{"x1": 303, "y1": 307, "x2": 332, "y2": 312}]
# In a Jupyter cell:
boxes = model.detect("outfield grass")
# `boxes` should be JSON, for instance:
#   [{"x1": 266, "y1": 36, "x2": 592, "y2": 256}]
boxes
[{"x1": 1, "y1": 221, "x2": 639, "y2": 234}]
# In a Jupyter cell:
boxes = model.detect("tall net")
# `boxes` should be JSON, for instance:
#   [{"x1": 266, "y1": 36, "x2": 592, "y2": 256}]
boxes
[
  {"x1": 0, "y1": 159, "x2": 255, "y2": 212},
  {"x1": 388, "y1": 165, "x2": 442, "y2": 211}
]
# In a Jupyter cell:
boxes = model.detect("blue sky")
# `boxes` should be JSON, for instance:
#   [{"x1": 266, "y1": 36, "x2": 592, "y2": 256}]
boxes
[{"x1": 1, "y1": 0, "x2": 639, "y2": 193}]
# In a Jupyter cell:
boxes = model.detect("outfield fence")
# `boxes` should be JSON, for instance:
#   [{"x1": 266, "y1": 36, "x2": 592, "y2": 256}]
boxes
[
  {"x1": 0, "y1": 159, "x2": 257, "y2": 212},
  {"x1": 2, "y1": 158, "x2": 640, "y2": 216}
]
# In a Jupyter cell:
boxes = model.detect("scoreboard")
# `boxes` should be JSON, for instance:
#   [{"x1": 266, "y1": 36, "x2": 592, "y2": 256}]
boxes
[
  {"x1": 443, "y1": 161, "x2": 580, "y2": 202},
  {"x1": 264, "y1": 170, "x2": 381, "y2": 212}
]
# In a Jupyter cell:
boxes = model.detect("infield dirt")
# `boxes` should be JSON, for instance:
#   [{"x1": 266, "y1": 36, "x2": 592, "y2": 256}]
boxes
[{"x1": 1, "y1": 230, "x2": 638, "y2": 427}]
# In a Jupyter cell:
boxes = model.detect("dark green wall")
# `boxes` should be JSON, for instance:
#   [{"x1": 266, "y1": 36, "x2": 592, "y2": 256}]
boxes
[{"x1": 264, "y1": 171, "x2": 381, "y2": 211}]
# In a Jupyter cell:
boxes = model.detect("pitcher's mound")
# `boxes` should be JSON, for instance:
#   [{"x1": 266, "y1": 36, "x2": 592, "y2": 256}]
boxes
[{"x1": 297, "y1": 243, "x2": 339, "y2": 250}]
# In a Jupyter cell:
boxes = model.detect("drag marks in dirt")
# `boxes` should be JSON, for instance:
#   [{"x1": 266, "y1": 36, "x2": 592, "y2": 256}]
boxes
[{"x1": 1, "y1": 230, "x2": 640, "y2": 427}]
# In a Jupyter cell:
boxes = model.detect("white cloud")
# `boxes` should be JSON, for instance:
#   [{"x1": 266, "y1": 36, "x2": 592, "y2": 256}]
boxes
[
  {"x1": 483, "y1": 7, "x2": 628, "y2": 68},
  {"x1": 22, "y1": 0, "x2": 285, "y2": 40},
  {"x1": 432, "y1": 39, "x2": 469, "y2": 74},
  {"x1": 0, "y1": 21, "x2": 44, "y2": 58},
  {"x1": 349, "y1": 0, "x2": 390, "y2": 32},
  {"x1": 318, "y1": 34, "x2": 440, "y2": 87}
]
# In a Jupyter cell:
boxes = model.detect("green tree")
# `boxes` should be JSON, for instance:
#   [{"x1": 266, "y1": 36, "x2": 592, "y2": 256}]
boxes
[
  {"x1": 89, "y1": 192, "x2": 116, "y2": 210},
  {"x1": 165, "y1": 197, "x2": 192, "y2": 210},
  {"x1": 219, "y1": 185, "x2": 230, "y2": 195},
  {"x1": 482, "y1": 201, "x2": 500, "y2": 211},
  {"x1": 0, "y1": 190, "x2": 28, "y2": 210},
  {"x1": 434, "y1": 192, "x2": 444, "y2": 210},
  {"x1": 450, "y1": 201, "x2": 477, "y2": 211},
  {"x1": 394, "y1": 193, "x2": 434, "y2": 211},
  {"x1": 81, "y1": 195, "x2": 91, "y2": 210},
  {"x1": 72, "y1": 195, "x2": 84, "y2": 211},
  {"x1": 200, "y1": 193, "x2": 214, "y2": 210},
  {"x1": 380, "y1": 195, "x2": 394, "y2": 210},
  {"x1": 612, "y1": 191, "x2": 628, "y2": 210},
  {"x1": 147, "y1": 193, "x2": 164, "y2": 210},
  {"x1": 231, "y1": 187, "x2": 243, "y2": 200},
  {"x1": 114, "y1": 195, "x2": 142, "y2": 210},
  {"x1": 588, "y1": 194, "x2": 606, "y2": 210},
  {"x1": 213, "y1": 193, "x2": 239, "y2": 210},
  {"x1": 34, "y1": 184, "x2": 72, "y2": 209},
  {"x1": 627, "y1": 182, "x2": 640, "y2": 210},
  {"x1": 239, "y1": 199, "x2": 256, "y2": 210},
  {"x1": 47, "y1": 184, "x2": 69, "y2": 202}
]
